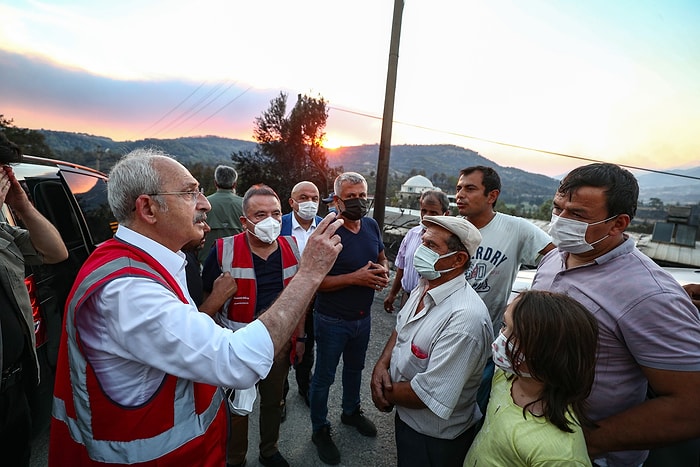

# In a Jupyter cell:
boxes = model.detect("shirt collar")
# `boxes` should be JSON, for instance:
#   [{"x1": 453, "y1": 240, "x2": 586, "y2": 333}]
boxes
[
  {"x1": 425, "y1": 274, "x2": 468, "y2": 306},
  {"x1": 115, "y1": 225, "x2": 187, "y2": 275},
  {"x1": 291, "y1": 212, "x2": 317, "y2": 232}
]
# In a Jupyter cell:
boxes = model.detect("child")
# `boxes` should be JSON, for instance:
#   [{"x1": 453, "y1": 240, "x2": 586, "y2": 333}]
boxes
[{"x1": 464, "y1": 290, "x2": 598, "y2": 466}]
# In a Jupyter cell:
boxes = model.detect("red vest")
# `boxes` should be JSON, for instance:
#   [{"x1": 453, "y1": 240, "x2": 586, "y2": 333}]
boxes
[
  {"x1": 49, "y1": 238, "x2": 227, "y2": 466},
  {"x1": 215, "y1": 233, "x2": 299, "y2": 325}
]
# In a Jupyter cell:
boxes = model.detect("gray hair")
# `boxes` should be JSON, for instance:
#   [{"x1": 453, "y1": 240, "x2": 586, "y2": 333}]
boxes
[
  {"x1": 420, "y1": 190, "x2": 449, "y2": 213},
  {"x1": 334, "y1": 172, "x2": 367, "y2": 196},
  {"x1": 108, "y1": 148, "x2": 169, "y2": 225},
  {"x1": 214, "y1": 165, "x2": 238, "y2": 189}
]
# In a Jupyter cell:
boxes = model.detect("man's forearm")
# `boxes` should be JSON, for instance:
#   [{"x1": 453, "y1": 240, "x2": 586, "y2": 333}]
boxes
[
  {"x1": 17, "y1": 204, "x2": 68, "y2": 263},
  {"x1": 318, "y1": 271, "x2": 356, "y2": 292},
  {"x1": 585, "y1": 394, "x2": 700, "y2": 455},
  {"x1": 385, "y1": 381, "x2": 426, "y2": 409},
  {"x1": 376, "y1": 330, "x2": 397, "y2": 369}
]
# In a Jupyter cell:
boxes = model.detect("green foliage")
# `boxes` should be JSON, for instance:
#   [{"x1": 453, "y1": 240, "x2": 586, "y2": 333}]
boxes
[
  {"x1": 232, "y1": 93, "x2": 339, "y2": 212},
  {"x1": 536, "y1": 199, "x2": 553, "y2": 220},
  {"x1": 0, "y1": 114, "x2": 54, "y2": 157}
]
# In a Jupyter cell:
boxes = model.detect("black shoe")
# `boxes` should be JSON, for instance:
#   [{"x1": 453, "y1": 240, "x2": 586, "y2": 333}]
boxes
[
  {"x1": 341, "y1": 407, "x2": 377, "y2": 437},
  {"x1": 298, "y1": 388, "x2": 310, "y2": 407},
  {"x1": 259, "y1": 451, "x2": 289, "y2": 467},
  {"x1": 312, "y1": 425, "x2": 340, "y2": 465}
]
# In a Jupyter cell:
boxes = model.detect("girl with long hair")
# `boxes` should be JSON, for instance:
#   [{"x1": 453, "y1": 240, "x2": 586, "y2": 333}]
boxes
[{"x1": 464, "y1": 290, "x2": 598, "y2": 466}]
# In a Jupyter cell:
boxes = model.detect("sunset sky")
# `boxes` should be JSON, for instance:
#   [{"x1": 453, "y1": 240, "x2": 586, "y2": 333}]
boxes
[{"x1": 1, "y1": 0, "x2": 699, "y2": 177}]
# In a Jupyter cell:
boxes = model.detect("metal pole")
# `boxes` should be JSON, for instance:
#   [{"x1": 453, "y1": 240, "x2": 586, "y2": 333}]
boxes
[{"x1": 373, "y1": 0, "x2": 404, "y2": 231}]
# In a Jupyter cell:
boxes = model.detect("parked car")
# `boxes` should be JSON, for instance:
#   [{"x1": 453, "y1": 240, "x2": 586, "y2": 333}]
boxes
[{"x1": 1, "y1": 155, "x2": 116, "y2": 438}]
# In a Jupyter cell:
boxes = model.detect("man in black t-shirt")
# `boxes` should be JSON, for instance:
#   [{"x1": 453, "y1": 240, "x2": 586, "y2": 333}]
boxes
[
  {"x1": 202, "y1": 184, "x2": 302, "y2": 467},
  {"x1": 309, "y1": 172, "x2": 390, "y2": 465}
]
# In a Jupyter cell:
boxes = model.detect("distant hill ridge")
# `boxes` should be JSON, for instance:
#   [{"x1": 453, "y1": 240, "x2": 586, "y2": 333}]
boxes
[{"x1": 38, "y1": 130, "x2": 698, "y2": 205}]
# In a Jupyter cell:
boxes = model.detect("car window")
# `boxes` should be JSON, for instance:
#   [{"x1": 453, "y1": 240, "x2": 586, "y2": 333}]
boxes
[{"x1": 60, "y1": 171, "x2": 116, "y2": 245}]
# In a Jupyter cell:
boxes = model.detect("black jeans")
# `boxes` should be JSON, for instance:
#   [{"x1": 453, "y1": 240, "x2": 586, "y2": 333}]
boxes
[
  {"x1": 0, "y1": 370, "x2": 32, "y2": 467},
  {"x1": 395, "y1": 413, "x2": 476, "y2": 467},
  {"x1": 294, "y1": 309, "x2": 315, "y2": 394}
]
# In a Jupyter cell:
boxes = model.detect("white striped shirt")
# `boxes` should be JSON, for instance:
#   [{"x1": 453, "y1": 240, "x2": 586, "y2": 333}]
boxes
[{"x1": 390, "y1": 274, "x2": 492, "y2": 439}]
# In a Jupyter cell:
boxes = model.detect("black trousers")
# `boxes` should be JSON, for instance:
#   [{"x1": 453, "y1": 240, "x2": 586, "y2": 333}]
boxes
[
  {"x1": 294, "y1": 308, "x2": 315, "y2": 394},
  {"x1": 0, "y1": 372, "x2": 32, "y2": 467},
  {"x1": 395, "y1": 412, "x2": 477, "y2": 467}
]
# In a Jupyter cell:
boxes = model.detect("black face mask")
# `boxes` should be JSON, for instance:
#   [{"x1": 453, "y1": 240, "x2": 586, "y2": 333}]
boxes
[{"x1": 340, "y1": 197, "x2": 368, "y2": 221}]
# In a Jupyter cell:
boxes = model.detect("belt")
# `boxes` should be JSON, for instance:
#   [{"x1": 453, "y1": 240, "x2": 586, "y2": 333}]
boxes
[{"x1": 1, "y1": 362, "x2": 23, "y2": 392}]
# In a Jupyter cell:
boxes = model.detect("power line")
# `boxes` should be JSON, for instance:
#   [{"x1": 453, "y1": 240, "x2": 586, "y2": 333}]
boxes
[
  {"x1": 150, "y1": 81, "x2": 230, "y2": 138},
  {"x1": 328, "y1": 106, "x2": 700, "y2": 182},
  {"x1": 186, "y1": 86, "x2": 253, "y2": 134},
  {"x1": 139, "y1": 81, "x2": 208, "y2": 137}
]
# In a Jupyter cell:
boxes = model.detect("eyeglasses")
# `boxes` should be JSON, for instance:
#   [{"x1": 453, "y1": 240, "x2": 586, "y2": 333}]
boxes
[{"x1": 148, "y1": 188, "x2": 204, "y2": 204}]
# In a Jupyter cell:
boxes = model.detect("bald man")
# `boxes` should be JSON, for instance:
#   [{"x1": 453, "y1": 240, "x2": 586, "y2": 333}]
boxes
[{"x1": 281, "y1": 181, "x2": 323, "y2": 407}]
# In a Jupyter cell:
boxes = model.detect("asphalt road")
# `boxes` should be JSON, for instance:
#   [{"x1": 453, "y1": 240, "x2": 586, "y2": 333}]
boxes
[{"x1": 30, "y1": 287, "x2": 400, "y2": 467}]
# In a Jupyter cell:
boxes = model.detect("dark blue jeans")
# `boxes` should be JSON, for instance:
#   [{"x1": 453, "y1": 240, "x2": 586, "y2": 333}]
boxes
[{"x1": 309, "y1": 312, "x2": 371, "y2": 432}]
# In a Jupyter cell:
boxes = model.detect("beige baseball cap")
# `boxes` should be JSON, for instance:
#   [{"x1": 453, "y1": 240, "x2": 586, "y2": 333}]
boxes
[{"x1": 422, "y1": 215, "x2": 482, "y2": 258}]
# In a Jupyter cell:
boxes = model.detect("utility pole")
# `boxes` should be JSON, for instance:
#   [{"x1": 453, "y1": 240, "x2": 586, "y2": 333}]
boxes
[{"x1": 373, "y1": 0, "x2": 404, "y2": 231}]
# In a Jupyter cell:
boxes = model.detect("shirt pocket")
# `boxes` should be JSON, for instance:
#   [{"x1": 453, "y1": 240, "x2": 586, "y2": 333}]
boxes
[{"x1": 397, "y1": 342, "x2": 429, "y2": 379}]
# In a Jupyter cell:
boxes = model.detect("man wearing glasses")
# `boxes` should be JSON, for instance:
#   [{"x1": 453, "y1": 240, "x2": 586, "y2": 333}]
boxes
[{"x1": 49, "y1": 148, "x2": 344, "y2": 466}]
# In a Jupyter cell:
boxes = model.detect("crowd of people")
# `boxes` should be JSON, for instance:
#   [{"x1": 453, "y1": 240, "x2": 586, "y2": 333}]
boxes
[{"x1": 1, "y1": 136, "x2": 699, "y2": 467}]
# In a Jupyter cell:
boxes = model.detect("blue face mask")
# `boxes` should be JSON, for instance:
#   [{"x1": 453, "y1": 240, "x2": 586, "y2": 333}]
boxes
[{"x1": 413, "y1": 244, "x2": 458, "y2": 280}]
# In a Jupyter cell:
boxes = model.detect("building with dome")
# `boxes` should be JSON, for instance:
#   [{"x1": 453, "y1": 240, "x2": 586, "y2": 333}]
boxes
[{"x1": 397, "y1": 174, "x2": 442, "y2": 209}]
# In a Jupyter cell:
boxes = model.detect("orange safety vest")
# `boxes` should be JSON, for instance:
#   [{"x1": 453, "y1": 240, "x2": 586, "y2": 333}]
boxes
[{"x1": 49, "y1": 238, "x2": 227, "y2": 466}]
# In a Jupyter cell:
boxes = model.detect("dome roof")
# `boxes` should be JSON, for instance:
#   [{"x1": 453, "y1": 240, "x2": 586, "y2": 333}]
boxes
[{"x1": 403, "y1": 175, "x2": 433, "y2": 188}]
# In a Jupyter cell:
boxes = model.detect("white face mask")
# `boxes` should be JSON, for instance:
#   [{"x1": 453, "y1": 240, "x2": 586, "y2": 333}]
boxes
[
  {"x1": 296, "y1": 200, "x2": 318, "y2": 221},
  {"x1": 492, "y1": 331, "x2": 531, "y2": 377},
  {"x1": 246, "y1": 216, "x2": 281, "y2": 244},
  {"x1": 548, "y1": 213, "x2": 617, "y2": 254},
  {"x1": 412, "y1": 244, "x2": 458, "y2": 280}
]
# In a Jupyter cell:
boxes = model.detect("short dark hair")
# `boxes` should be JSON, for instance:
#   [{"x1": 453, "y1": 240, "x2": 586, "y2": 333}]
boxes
[
  {"x1": 558, "y1": 163, "x2": 638, "y2": 220},
  {"x1": 459, "y1": 166, "x2": 501, "y2": 205},
  {"x1": 507, "y1": 290, "x2": 599, "y2": 433},
  {"x1": 420, "y1": 190, "x2": 449, "y2": 213},
  {"x1": 242, "y1": 184, "x2": 280, "y2": 215},
  {"x1": 0, "y1": 132, "x2": 23, "y2": 165}
]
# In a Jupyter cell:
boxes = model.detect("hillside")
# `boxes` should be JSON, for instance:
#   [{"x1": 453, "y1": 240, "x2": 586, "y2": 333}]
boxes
[
  {"x1": 36, "y1": 130, "x2": 698, "y2": 205},
  {"x1": 328, "y1": 144, "x2": 560, "y2": 206},
  {"x1": 40, "y1": 130, "x2": 257, "y2": 166}
]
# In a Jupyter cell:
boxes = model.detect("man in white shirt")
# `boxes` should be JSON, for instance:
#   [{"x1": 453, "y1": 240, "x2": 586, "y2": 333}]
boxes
[
  {"x1": 49, "y1": 148, "x2": 344, "y2": 466},
  {"x1": 281, "y1": 181, "x2": 323, "y2": 406},
  {"x1": 371, "y1": 216, "x2": 492, "y2": 467}
]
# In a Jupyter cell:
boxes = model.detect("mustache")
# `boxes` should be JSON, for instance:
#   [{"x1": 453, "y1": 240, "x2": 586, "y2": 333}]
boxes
[{"x1": 193, "y1": 213, "x2": 207, "y2": 224}]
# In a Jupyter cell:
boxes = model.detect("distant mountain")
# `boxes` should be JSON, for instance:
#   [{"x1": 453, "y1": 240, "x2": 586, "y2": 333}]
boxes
[
  {"x1": 40, "y1": 130, "x2": 257, "y2": 166},
  {"x1": 328, "y1": 144, "x2": 560, "y2": 206},
  {"x1": 634, "y1": 167, "x2": 700, "y2": 204},
  {"x1": 36, "y1": 130, "x2": 698, "y2": 205}
]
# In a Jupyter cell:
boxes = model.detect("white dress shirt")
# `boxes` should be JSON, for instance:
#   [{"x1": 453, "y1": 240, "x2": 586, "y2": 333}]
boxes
[{"x1": 77, "y1": 225, "x2": 274, "y2": 406}]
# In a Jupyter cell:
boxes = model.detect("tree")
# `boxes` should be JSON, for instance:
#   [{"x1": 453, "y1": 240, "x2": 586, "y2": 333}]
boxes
[
  {"x1": 231, "y1": 92, "x2": 338, "y2": 211},
  {"x1": 0, "y1": 114, "x2": 54, "y2": 157}
]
